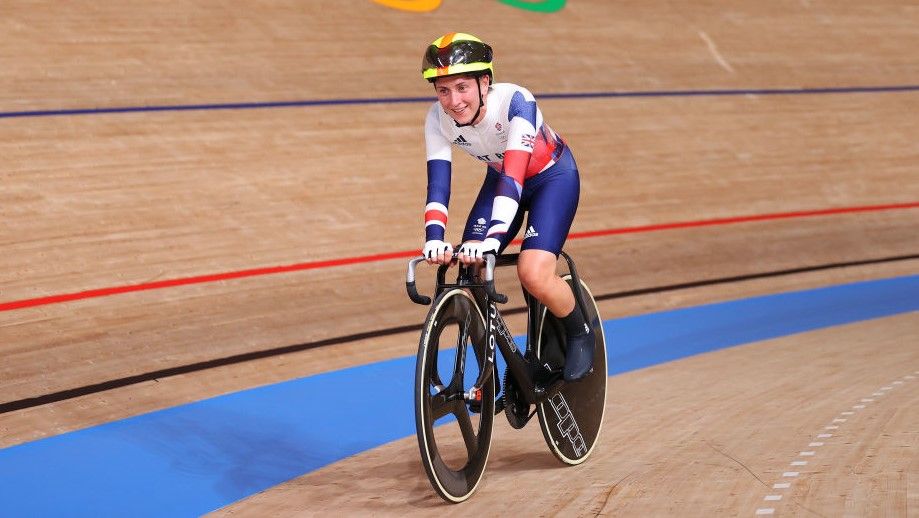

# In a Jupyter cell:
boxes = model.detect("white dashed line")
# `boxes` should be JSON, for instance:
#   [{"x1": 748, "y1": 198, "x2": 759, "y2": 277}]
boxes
[{"x1": 756, "y1": 370, "x2": 916, "y2": 515}]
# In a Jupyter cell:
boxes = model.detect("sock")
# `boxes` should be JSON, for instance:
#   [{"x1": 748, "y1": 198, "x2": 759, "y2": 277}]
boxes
[{"x1": 560, "y1": 308, "x2": 589, "y2": 337}]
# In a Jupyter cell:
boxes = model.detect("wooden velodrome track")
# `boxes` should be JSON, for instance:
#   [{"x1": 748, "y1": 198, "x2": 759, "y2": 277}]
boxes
[{"x1": 2, "y1": 0, "x2": 918, "y2": 515}]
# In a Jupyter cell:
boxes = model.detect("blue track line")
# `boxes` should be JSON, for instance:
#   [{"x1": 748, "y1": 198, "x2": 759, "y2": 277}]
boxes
[
  {"x1": 2, "y1": 85, "x2": 918, "y2": 119},
  {"x1": 0, "y1": 275, "x2": 917, "y2": 516}
]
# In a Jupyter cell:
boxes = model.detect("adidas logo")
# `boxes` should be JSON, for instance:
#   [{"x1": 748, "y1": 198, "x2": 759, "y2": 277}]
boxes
[
  {"x1": 453, "y1": 135, "x2": 472, "y2": 146},
  {"x1": 523, "y1": 225, "x2": 539, "y2": 239}
]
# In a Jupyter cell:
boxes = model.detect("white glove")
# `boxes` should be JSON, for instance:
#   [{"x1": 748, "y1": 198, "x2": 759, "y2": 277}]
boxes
[
  {"x1": 423, "y1": 240, "x2": 453, "y2": 261},
  {"x1": 458, "y1": 238, "x2": 501, "y2": 262}
]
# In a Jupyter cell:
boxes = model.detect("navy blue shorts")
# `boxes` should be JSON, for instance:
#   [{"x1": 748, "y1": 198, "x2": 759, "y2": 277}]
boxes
[{"x1": 462, "y1": 146, "x2": 580, "y2": 255}]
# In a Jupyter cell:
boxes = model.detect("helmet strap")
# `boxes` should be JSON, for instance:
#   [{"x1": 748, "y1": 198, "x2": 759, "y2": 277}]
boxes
[{"x1": 454, "y1": 75, "x2": 487, "y2": 128}]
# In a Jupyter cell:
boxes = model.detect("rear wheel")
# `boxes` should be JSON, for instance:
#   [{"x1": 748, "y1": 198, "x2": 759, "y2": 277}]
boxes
[
  {"x1": 535, "y1": 275, "x2": 607, "y2": 465},
  {"x1": 415, "y1": 288, "x2": 496, "y2": 503}
]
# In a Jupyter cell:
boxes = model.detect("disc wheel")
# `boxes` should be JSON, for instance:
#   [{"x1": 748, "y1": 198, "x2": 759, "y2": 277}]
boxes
[
  {"x1": 415, "y1": 288, "x2": 496, "y2": 503},
  {"x1": 535, "y1": 275, "x2": 607, "y2": 465}
]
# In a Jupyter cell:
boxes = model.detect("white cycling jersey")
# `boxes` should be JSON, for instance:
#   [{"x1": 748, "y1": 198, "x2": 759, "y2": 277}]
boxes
[
  {"x1": 422, "y1": 82, "x2": 566, "y2": 245},
  {"x1": 424, "y1": 83, "x2": 563, "y2": 178}
]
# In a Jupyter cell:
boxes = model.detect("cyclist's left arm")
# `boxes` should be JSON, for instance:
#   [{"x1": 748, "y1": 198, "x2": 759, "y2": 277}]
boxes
[{"x1": 481, "y1": 89, "x2": 539, "y2": 252}]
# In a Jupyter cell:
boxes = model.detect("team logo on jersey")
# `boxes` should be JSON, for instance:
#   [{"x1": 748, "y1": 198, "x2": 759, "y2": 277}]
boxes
[
  {"x1": 495, "y1": 122, "x2": 508, "y2": 143},
  {"x1": 453, "y1": 135, "x2": 472, "y2": 146},
  {"x1": 524, "y1": 225, "x2": 539, "y2": 239},
  {"x1": 472, "y1": 217, "x2": 487, "y2": 234},
  {"x1": 521, "y1": 134, "x2": 536, "y2": 149}
]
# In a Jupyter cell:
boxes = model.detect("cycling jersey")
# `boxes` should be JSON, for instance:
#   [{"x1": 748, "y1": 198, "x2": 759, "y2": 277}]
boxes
[{"x1": 423, "y1": 83, "x2": 569, "y2": 246}]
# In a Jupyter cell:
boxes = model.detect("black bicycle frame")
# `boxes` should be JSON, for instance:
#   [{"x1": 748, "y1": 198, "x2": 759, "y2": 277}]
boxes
[{"x1": 405, "y1": 251, "x2": 590, "y2": 407}]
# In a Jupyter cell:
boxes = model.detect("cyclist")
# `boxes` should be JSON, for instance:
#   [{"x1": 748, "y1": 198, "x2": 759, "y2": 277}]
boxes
[{"x1": 419, "y1": 32, "x2": 594, "y2": 381}]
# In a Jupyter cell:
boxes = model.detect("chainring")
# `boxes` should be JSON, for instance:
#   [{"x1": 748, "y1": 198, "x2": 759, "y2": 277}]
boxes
[{"x1": 503, "y1": 369, "x2": 533, "y2": 429}]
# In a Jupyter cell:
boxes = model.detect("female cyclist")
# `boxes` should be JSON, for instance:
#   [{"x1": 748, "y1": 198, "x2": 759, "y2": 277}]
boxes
[{"x1": 419, "y1": 32, "x2": 594, "y2": 381}]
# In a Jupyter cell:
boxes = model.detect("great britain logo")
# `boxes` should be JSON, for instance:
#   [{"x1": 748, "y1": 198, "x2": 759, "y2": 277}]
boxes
[{"x1": 373, "y1": 0, "x2": 565, "y2": 13}]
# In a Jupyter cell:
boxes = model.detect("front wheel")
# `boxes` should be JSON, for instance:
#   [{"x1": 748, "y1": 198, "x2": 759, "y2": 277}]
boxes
[
  {"x1": 415, "y1": 288, "x2": 496, "y2": 503},
  {"x1": 535, "y1": 275, "x2": 607, "y2": 465}
]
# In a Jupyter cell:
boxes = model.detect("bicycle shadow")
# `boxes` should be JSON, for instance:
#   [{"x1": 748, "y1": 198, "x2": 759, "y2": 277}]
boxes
[
  {"x1": 483, "y1": 419, "x2": 569, "y2": 473},
  {"x1": 488, "y1": 450, "x2": 565, "y2": 472}
]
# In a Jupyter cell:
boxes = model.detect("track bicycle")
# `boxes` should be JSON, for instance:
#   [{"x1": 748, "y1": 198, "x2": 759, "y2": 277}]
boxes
[{"x1": 405, "y1": 251, "x2": 607, "y2": 503}]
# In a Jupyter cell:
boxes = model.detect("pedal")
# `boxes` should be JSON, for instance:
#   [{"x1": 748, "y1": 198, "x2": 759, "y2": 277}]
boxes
[
  {"x1": 465, "y1": 371, "x2": 500, "y2": 414},
  {"x1": 466, "y1": 386, "x2": 483, "y2": 413}
]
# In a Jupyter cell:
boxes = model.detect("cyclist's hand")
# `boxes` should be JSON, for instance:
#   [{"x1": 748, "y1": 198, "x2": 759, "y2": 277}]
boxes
[
  {"x1": 457, "y1": 238, "x2": 500, "y2": 265},
  {"x1": 423, "y1": 239, "x2": 453, "y2": 265}
]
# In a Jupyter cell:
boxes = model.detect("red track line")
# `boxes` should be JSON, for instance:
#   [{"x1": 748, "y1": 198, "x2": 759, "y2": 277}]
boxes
[
  {"x1": 2, "y1": 202, "x2": 917, "y2": 312},
  {"x1": 567, "y1": 202, "x2": 919, "y2": 239}
]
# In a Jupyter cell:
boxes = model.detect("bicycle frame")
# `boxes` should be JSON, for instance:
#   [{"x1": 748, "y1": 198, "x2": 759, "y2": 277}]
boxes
[{"x1": 406, "y1": 251, "x2": 591, "y2": 407}]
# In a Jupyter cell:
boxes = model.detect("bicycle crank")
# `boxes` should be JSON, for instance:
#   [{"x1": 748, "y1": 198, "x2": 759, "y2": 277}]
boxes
[{"x1": 503, "y1": 369, "x2": 535, "y2": 429}]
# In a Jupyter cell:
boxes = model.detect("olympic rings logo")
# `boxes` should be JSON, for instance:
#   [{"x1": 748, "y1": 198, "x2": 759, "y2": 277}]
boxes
[{"x1": 373, "y1": 0, "x2": 565, "y2": 13}]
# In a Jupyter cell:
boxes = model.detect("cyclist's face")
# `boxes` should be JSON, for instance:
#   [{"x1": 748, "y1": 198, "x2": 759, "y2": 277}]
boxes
[{"x1": 434, "y1": 75, "x2": 488, "y2": 125}]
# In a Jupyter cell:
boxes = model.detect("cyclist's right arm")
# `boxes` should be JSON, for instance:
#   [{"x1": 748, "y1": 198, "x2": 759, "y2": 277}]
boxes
[{"x1": 423, "y1": 103, "x2": 454, "y2": 264}]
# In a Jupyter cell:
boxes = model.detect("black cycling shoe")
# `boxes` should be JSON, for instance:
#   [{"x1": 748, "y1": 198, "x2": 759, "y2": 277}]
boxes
[{"x1": 563, "y1": 329, "x2": 595, "y2": 382}]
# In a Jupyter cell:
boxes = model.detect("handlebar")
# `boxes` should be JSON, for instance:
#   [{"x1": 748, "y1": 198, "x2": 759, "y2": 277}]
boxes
[
  {"x1": 405, "y1": 253, "x2": 508, "y2": 305},
  {"x1": 405, "y1": 256, "x2": 431, "y2": 305},
  {"x1": 482, "y1": 254, "x2": 509, "y2": 304}
]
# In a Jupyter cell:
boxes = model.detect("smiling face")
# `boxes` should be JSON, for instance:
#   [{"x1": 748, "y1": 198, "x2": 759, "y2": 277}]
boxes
[{"x1": 433, "y1": 74, "x2": 489, "y2": 126}]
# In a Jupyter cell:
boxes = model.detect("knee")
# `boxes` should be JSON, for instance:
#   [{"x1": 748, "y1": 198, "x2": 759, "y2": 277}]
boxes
[{"x1": 517, "y1": 261, "x2": 554, "y2": 298}]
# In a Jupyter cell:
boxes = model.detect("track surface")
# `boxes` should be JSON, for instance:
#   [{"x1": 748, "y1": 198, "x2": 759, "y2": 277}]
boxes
[{"x1": 1, "y1": 1, "x2": 918, "y2": 516}]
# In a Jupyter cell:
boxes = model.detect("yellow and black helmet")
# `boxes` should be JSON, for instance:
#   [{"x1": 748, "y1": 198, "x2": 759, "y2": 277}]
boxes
[{"x1": 421, "y1": 33, "x2": 494, "y2": 82}]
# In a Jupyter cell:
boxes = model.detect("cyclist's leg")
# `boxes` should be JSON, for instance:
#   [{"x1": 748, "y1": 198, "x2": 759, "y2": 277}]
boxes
[
  {"x1": 515, "y1": 148, "x2": 579, "y2": 313},
  {"x1": 514, "y1": 149, "x2": 594, "y2": 381}
]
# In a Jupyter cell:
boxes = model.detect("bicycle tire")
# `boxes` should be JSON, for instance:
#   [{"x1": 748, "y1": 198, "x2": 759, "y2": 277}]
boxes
[
  {"x1": 535, "y1": 275, "x2": 607, "y2": 465},
  {"x1": 415, "y1": 288, "x2": 496, "y2": 503}
]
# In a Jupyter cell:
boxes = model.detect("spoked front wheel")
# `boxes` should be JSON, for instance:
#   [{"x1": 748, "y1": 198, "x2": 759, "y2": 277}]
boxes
[
  {"x1": 415, "y1": 288, "x2": 496, "y2": 503},
  {"x1": 535, "y1": 275, "x2": 607, "y2": 465}
]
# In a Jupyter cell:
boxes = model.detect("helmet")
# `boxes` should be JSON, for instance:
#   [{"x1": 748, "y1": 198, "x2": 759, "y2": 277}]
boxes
[{"x1": 421, "y1": 33, "x2": 494, "y2": 82}]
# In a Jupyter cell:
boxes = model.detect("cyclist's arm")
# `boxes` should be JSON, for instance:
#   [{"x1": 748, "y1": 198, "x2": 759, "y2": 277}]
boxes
[
  {"x1": 424, "y1": 105, "x2": 453, "y2": 243},
  {"x1": 482, "y1": 90, "x2": 538, "y2": 249}
]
